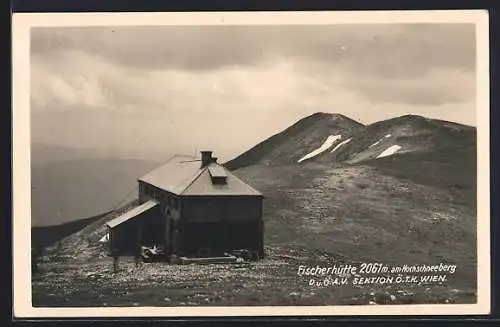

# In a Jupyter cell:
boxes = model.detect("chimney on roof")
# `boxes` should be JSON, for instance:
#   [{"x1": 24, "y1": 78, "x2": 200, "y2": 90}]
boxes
[{"x1": 201, "y1": 151, "x2": 213, "y2": 167}]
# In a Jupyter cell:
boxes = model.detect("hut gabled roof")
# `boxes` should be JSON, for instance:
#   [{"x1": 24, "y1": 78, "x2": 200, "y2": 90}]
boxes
[{"x1": 138, "y1": 154, "x2": 263, "y2": 197}]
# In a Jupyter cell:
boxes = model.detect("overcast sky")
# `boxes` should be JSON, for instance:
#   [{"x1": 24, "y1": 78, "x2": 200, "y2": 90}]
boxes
[{"x1": 30, "y1": 24, "x2": 476, "y2": 162}]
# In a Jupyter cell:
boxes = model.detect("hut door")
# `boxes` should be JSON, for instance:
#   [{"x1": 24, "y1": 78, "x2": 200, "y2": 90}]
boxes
[
  {"x1": 172, "y1": 228, "x2": 179, "y2": 255},
  {"x1": 165, "y1": 217, "x2": 171, "y2": 254}
]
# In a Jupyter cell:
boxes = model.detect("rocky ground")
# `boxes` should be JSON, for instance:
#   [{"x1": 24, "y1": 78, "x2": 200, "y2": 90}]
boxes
[
  {"x1": 33, "y1": 242, "x2": 474, "y2": 307},
  {"x1": 32, "y1": 160, "x2": 477, "y2": 307}
]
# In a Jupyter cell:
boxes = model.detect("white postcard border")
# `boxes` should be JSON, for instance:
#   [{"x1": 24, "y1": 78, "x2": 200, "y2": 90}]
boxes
[{"x1": 12, "y1": 10, "x2": 491, "y2": 318}]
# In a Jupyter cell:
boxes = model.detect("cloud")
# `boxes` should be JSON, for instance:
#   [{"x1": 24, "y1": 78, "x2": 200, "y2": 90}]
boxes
[
  {"x1": 30, "y1": 24, "x2": 477, "y2": 158},
  {"x1": 341, "y1": 67, "x2": 475, "y2": 105},
  {"x1": 31, "y1": 26, "x2": 270, "y2": 71},
  {"x1": 31, "y1": 49, "x2": 308, "y2": 115},
  {"x1": 31, "y1": 42, "x2": 475, "y2": 114},
  {"x1": 31, "y1": 24, "x2": 475, "y2": 76}
]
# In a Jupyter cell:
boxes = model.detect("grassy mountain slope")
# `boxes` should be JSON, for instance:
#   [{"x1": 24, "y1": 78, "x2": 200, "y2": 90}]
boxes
[
  {"x1": 328, "y1": 115, "x2": 476, "y2": 164},
  {"x1": 32, "y1": 211, "x2": 112, "y2": 250},
  {"x1": 227, "y1": 113, "x2": 475, "y2": 169},
  {"x1": 225, "y1": 112, "x2": 364, "y2": 170}
]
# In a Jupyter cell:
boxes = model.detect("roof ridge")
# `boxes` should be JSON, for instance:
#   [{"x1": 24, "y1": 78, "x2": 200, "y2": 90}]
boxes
[
  {"x1": 180, "y1": 162, "x2": 226, "y2": 195},
  {"x1": 221, "y1": 165, "x2": 263, "y2": 196},
  {"x1": 181, "y1": 162, "x2": 263, "y2": 196},
  {"x1": 178, "y1": 166, "x2": 208, "y2": 195}
]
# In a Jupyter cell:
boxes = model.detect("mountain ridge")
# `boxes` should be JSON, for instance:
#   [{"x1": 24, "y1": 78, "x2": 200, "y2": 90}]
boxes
[
  {"x1": 225, "y1": 112, "x2": 365, "y2": 170},
  {"x1": 225, "y1": 112, "x2": 475, "y2": 169}
]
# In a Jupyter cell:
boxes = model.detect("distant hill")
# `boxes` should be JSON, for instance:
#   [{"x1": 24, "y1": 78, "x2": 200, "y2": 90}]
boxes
[
  {"x1": 30, "y1": 143, "x2": 169, "y2": 166},
  {"x1": 31, "y1": 143, "x2": 118, "y2": 166},
  {"x1": 31, "y1": 211, "x2": 111, "y2": 250},
  {"x1": 31, "y1": 158, "x2": 159, "y2": 226}
]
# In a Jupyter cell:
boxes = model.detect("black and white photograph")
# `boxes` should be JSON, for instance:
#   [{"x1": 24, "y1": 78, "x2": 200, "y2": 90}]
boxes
[{"x1": 12, "y1": 10, "x2": 490, "y2": 317}]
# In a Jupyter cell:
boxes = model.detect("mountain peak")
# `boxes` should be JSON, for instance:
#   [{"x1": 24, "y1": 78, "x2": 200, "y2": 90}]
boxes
[
  {"x1": 304, "y1": 112, "x2": 364, "y2": 127},
  {"x1": 225, "y1": 112, "x2": 364, "y2": 170},
  {"x1": 398, "y1": 114, "x2": 430, "y2": 121},
  {"x1": 309, "y1": 111, "x2": 331, "y2": 117},
  {"x1": 382, "y1": 114, "x2": 474, "y2": 131},
  {"x1": 309, "y1": 112, "x2": 350, "y2": 119}
]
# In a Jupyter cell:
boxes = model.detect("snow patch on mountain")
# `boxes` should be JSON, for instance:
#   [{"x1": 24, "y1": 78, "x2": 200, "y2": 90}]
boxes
[
  {"x1": 369, "y1": 140, "x2": 381, "y2": 149},
  {"x1": 377, "y1": 145, "x2": 402, "y2": 159},
  {"x1": 330, "y1": 138, "x2": 352, "y2": 153},
  {"x1": 298, "y1": 135, "x2": 342, "y2": 163},
  {"x1": 369, "y1": 134, "x2": 393, "y2": 149}
]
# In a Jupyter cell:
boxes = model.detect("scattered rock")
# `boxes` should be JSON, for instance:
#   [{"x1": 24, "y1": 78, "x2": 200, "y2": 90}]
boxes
[{"x1": 390, "y1": 295, "x2": 396, "y2": 301}]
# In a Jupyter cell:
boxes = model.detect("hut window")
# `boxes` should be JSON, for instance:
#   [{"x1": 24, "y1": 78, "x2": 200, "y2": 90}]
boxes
[
  {"x1": 212, "y1": 176, "x2": 227, "y2": 185},
  {"x1": 208, "y1": 165, "x2": 228, "y2": 185}
]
